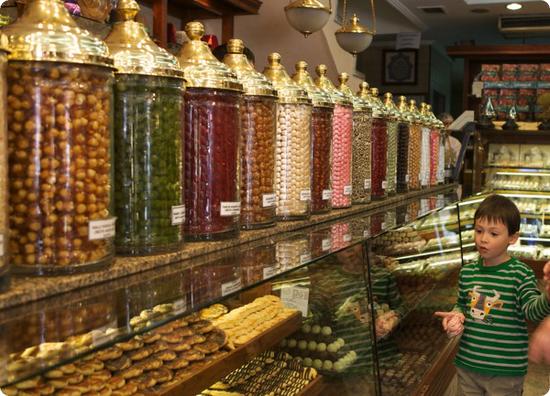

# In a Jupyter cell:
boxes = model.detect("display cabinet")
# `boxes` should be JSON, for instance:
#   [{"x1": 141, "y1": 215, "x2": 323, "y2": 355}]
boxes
[{"x1": 0, "y1": 189, "x2": 464, "y2": 396}]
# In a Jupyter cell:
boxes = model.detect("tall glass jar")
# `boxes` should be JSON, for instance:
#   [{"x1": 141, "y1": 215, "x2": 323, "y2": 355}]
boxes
[
  {"x1": 419, "y1": 103, "x2": 431, "y2": 189},
  {"x1": 4, "y1": 0, "x2": 115, "y2": 274},
  {"x1": 383, "y1": 93, "x2": 399, "y2": 196},
  {"x1": 407, "y1": 99, "x2": 422, "y2": 191},
  {"x1": 178, "y1": 23, "x2": 243, "y2": 240},
  {"x1": 370, "y1": 88, "x2": 388, "y2": 200},
  {"x1": 224, "y1": 39, "x2": 277, "y2": 229},
  {"x1": 423, "y1": 104, "x2": 440, "y2": 187},
  {"x1": 315, "y1": 65, "x2": 353, "y2": 209},
  {"x1": 427, "y1": 105, "x2": 446, "y2": 185},
  {"x1": 292, "y1": 61, "x2": 334, "y2": 214},
  {"x1": 0, "y1": 35, "x2": 8, "y2": 288},
  {"x1": 339, "y1": 76, "x2": 372, "y2": 205},
  {"x1": 105, "y1": 0, "x2": 185, "y2": 255},
  {"x1": 264, "y1": 53, "x2": 312, "y2": 220},
  {"x1": 357, "y1": 82, "x2": 375, "y2": 202},
  {"x1": 396, "y1": 96, "x2": 412, "y2": 194}
]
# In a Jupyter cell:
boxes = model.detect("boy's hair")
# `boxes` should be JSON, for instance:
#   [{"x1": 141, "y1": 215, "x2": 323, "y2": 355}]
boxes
[{"x1": 473, "y1": 194, "x2": 520, "y2": 235}]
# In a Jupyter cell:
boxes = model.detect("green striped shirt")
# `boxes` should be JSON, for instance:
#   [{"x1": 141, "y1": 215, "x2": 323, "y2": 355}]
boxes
[{"x1": 454, "y1": 257, "x2": 550, "y2": 376}]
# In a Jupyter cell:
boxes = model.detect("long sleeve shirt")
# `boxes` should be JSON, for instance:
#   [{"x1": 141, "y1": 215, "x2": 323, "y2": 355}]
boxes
[{"x1": 453, "y1": 257, "x2": 550, "y2": 376}]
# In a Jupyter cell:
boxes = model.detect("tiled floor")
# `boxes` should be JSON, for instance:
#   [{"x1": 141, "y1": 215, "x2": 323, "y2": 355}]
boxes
[{"x1": 525, "y1": 361, "x2": 550, "y2": 396}]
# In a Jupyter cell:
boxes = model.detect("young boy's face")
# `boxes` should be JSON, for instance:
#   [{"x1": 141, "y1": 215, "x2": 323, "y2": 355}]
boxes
[{"x1": 474, "y1": 217, "x2": 519, "y2": 266}]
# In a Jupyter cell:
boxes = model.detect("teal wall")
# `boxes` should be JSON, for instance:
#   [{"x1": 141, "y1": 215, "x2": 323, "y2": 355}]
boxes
[{"x1": 429, "y1": 44, "x2": 453, "y2": 115}]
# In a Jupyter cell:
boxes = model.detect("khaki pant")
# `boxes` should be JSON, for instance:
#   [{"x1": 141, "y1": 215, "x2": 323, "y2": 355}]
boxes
[{"x1": 457, "y1": 367, "x2": 524, "y2": 396}]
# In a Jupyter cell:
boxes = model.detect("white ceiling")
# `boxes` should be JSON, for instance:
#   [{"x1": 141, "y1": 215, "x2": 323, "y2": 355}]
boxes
[{"x1": 385, "y1": 0, "x2": 550, "y2": 30}]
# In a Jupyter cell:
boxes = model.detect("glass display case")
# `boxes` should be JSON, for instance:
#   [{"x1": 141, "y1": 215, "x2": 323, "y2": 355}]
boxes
[{"x1": 0, "y1": 189, "x2": 464, "y2": 396}]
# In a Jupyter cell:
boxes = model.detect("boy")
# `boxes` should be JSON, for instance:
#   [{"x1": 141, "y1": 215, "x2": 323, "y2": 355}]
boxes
[
  {"x1": 529, "y1": 261, "x2": 550, "y2": 364},
  {"x1": 435, "y1": 194, "x2": 550, "y2": 395}
]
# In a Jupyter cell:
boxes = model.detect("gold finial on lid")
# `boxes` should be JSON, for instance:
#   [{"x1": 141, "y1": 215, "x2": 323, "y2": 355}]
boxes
[
  {"x1": 371, "y1": 87, "x2": 379, "y2": 97},
  {"x1": 263, "y1": 53, "x2": 311, "y2": 104},
  {"x1": 185, "y1": 21, "x2": 205, "y2": 40},
  {"x1": 338, "y1": 72, "x2": 349, "y2": 84},
  {"x1": 113, "y1": 0, "x2": 139, "y2": 21},
  {"x1": 296, "y1": 60, "x2": 308, "y2": 71},
  {"x1": 227, "y1": 38, "x2": 245, "y2": 54}
]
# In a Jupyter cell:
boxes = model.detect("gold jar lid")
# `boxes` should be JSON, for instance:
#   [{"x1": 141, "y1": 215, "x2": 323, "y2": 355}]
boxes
[
  {"x1": 369, "y1": 87, "x2": 387, "y2": 118},
  {"x1": 408, "y1": 99, "x2": 422, "y2": 124},
  {"x1": 383, "y1": 92, "x2": 400, "y2": 120},
  {"x1": 427, "y1": 104, "x2": 445, "y2": 129},
  {"x1": 357, "y1": 81, "x2": 377, "y2": 109},
  {"x1": 177, "y1": 22, "x2": 242, "y2": 91},
  {"x1": 337, "y1": 72, "x2": 369, "y2": 112},
  {"x1": 223, "y1": 39, "x2": 276, "y2": 97},
  {"x1": 263, "y1": 53, "x2": 311, "y2": 105},
  {"x1": 291, "y1": 61, "x2": 333, "y2": 108},
  {"x1": 104, "y1": 0, "x2": 183, "y2": 78},
  {"x1": 419, "y1": 102, "x2": 434, "y2": 127},
  {"x1": 314, "y1": 65, "x2": 352, "y2": 107},
  {"x1": 0, "y1": 33, "x2": 9, "y2": 53},
  {"x1": 2, "y1": 0, "x2": 112, "y2": 67},
  {"x1": 397, "y1": 95, "x2": 414, "y2": 124}
]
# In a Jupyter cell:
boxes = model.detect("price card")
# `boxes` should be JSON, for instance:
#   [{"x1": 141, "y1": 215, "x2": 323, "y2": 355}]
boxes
[
  {"x1": 0, "y1": 234, "x2": 3, "y2": 256},
  {"x1": 405, "y1": 174, "x2": 410, "y2": 182},
  {"x1": 322, "y1": 238, "x2": 332, "y2": 251},
  {"x1": 364, "y1": 179, "x2": 371, "y2": 190},
  {"x1": 281, "y1": 285, "x2": 310, "y2": 317},
  {"x1": 300, "y1": 190, "x2": 311, "y2": 201},
  {"x1": 221, "y1": 202, "x2": 241, "y2": 216},
  {"x1": 171, "y1": 205, "x2": 185, "y2": 225},
  {"x1": 363, "y1": 229, "x2": 371, "y2": 238},
  {"x1": 445, "y1": 169, "x2": 452, "y2": 178},
  {"x1": 300, "y1": 253, "x2": 311, "y2": 264},
  {"x1": 382, "y1": 180, "x2": 387, "y2": 190},
  {"x1": 343, "y1": 185, "x2": 352, "y2": 195},
  {"x1": 263, "y1": 266, "x2": 278, "y2": 279},
  {"x1": 173, "y1": 297, "x2": 187, "y2": 313},
  {"x1": 91, "y1": 320, "x2": 119, "y2": 347},
  {"x1": 221, "y1": 278, "x2": 242, "y2": 296},
  {"x1": 343, "y1": 234, "x2": 352, "y2": 242},
  {"x1": 322, "y1": 190, "x2": 332, "y2": 200},
  {"x1": 89, "y1": 218, "x2": 116, "y2": 241},
  {"x1": 381, "y1": 222, "x2": 386, "y2": 230},
  {"x1": 263, "y1": 193, "x2": 276, "y2": 208}
]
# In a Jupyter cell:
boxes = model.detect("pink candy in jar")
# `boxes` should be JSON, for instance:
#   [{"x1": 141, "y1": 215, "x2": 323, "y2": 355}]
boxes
[{"x1": 331, "y1": 105, "x2": 353, "y2": 208}]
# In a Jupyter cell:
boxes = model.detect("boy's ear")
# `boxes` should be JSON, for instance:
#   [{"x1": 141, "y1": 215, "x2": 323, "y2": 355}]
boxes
[{"x1": 508, "y1": 232, "x2": 520, "y2": 245}]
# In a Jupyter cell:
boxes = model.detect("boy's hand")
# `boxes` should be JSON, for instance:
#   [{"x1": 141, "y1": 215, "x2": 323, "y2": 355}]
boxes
[
  {"x1": 529, "y1": 317, "x2": 550, "y2": 364},
  {"x1": 434, "y1": 311, "x2": 465, "y2": 337},
  {"x1": 544, "y1": 261, "x2": 550, "y2": 298}
]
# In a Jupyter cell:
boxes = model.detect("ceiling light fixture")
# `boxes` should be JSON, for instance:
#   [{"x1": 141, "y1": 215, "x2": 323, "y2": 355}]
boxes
[
  {"x1": 284, "y1": 0, "x2": 332, "y2": 37},
  {"x1": 335, "y1": 0, "x2": 376, "y2": 55},
  {"x1": 506, "y1": 2, "x2": 522, "y2": 10}
]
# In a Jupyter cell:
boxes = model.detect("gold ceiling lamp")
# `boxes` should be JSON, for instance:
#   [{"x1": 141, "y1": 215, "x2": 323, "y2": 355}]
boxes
[
  {"x1": 335, "y1": 0, "x2": 376, "y2": 55},
  {"x1": 284, "y1": 0, "x2": 332, "y2": 37}
]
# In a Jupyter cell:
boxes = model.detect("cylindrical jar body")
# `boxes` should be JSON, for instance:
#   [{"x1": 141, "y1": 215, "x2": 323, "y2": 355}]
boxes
[
  {"x1": 396, "y1": 122, "x2": 410, "y2": 194},
  {"x1": 420, "y1": 126, "x2": 431, "y2": 188},
  {"x1": 331, "y1": 104, "x2": 353, "y2": 208},
  {"x1": 114, "y1": 75, "x2": 184, "y2": 255},
  {"x1": 371, "y1": 117, "x2": 388, "y2": 200},
  {"x1": 184, "y1": 88, "x2": 241, "y2": 240},
  {"x1": 275, "y1": 103, "x2": 312, "y2": 220},
  {"x1": 276, "y1": 237, "x2": 310, "y2": 269},
  {"x1": 429, "y1": 127, "x2": 440, "y2": 187},
  {"x1": 437, "y1": 132, "x2": 445, "y2": 184},
  {"x1": 7, "y1": 61, "x2": 114, "y2": 274},
  {"x1": 0, "y1": 50, "x2": 8, "y2": 286},
  {"x1": 310, "y1": 106, "x2": 333, "y2": 214},
  {"x1": 240, "y1": 95, "x2": 277, "y2": 229},
  {"x1": 408, "y1": 124, "x2": 422, "y2": 190},
  {"x1": 351, "y1": 111, "x2": 372, "y2": 204},
  {"x1": 385, "y1": 120, "x2": 398, "y2": 196}
]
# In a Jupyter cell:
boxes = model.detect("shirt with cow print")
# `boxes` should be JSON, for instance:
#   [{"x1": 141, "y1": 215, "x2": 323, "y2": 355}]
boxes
[{"x1": 453, "y1": 256, "x2": 550, "y2": 377}]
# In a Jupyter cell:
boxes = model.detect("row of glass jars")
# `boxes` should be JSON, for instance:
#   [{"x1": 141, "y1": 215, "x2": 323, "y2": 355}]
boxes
[{"x1": 0, "y1": 0, "x2": 446, "y2": 277}]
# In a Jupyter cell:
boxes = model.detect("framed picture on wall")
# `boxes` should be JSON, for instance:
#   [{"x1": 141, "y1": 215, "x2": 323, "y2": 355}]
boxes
[{"x1": 383, "y1": 49, "x2": 418, "y2": 85}]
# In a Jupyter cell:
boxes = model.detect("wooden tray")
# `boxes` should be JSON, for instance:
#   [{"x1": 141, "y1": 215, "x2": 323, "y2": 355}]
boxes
[
  {"x1": 161, "y1": 311, "x2": 302, "y2": 396},
  {"x1": 298, "y1": 375, "x2": 326, "y2": 396}
]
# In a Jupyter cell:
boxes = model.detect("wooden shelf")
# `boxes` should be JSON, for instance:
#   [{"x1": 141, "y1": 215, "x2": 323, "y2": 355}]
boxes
[{"x1": 161, "y1": 311, "x2": 302, "y2": 396}]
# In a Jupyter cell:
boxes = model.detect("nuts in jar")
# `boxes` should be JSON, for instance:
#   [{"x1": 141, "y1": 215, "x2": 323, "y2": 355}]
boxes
[
  {"x1": 351, "y1": 111, "x2": 372, "y2": 204},
  {"x1": 331, "y1": 105, "x2": 353, "y2": 208},
  {"x1": 7, "y1": 61, "x2": 114, "y2": 272},
  {"x1": 0, "y1": 47, "x2": 8, "y2": 284}
]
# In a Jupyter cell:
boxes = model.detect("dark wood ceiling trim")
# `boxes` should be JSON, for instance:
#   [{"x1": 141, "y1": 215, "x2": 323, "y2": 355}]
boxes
[
  {"x1": 447, "y1": 44, "x2": 550, "y2": 57},
  {"x1": 223, "y1": 0, "x2": 262, "y2": 14}
]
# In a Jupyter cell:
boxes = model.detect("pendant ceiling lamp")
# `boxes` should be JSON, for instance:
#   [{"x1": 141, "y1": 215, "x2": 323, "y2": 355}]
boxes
[
  {"x1": 335, "y1": 0, "x2": 376, "y2": 55},
  {"x1": 284, "y1": 0, "x2": 332, "y2": 37}
]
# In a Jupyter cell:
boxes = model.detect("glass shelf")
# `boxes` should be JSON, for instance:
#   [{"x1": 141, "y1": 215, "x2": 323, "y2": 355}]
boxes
[{"x1": 0, "y1": 189, "x2": 459, "y2": 389}]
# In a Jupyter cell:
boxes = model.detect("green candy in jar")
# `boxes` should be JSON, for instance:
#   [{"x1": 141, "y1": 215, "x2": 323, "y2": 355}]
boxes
[{"x1": 105, "y1": 0, "x2": 185, "y2": 255}]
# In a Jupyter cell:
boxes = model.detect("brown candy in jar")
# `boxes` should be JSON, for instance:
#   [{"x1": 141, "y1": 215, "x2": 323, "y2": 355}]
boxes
[
  {"x1": 396, "y1": 122, "x2": 410, "y2": 193},
  {"x1": 240, "y1": 96, "x2": 277, "y2": 229},
  {"x1": 408, "y1": 124, "x2": 422, "y2": 190},
  {"x1": 352, "y1": 111, "x2": 372, "y2": 204},
  {"x1": 310, "y1": 106, "x2": 333, "y2": 213},
  {"x1": 371, "y1": 118, "x2": 388, "y2": 200},
  {"x1": 0, "y1": 42, "x2": 8, "y2": 287},
  {"x1": 7, "y1": 62, "x2": 114, "y2": 273}
]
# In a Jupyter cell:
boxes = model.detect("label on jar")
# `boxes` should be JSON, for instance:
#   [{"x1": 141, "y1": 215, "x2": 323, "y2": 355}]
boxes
[
  {"x1": 281, "y1": 285, "x2": 310, "y2": 317},
  {"x1": 343, "y1": 234, "x2": 352, "y2": 242},
  {"x1": 262, "y1": 193, "x2": 276, "y2": 208},
  {"x1": 221, "y1": 202, "x2": 241, "y2": 216},
  {"x1": 89, "y1": 217, "x2": 116, "y2": 241},
  {"x1": 91, "y1": 320, "x2": 119, "y2": 347},
  {"x1": 405, "y1": 214, "x2": 410, "y2": 222},
  {"x1": 171, "y1": 205, "x2": 186, "y2": 225},
  {"x1": 381, "y1": 222, "x2": 386, "y2": 230},
  {"x1": 322, "y1": 190, "x2": 333, "y2": 200},
  {"x1": 406, "y1": 174, "x2": 410, "y2": 182},
  {"x1": 300, "y1": 254, "x2": 311, "y2": 264},
  {"x1": 221, "y1": 278, "x2": 242, "y2": 297},
  {"x1": 382, "y1": 181, "x2": 387, "y2": 190},
  {"x1": 173, "y1": 297, "x2": 187, "y2": 313},
  {"x1": 445, "y1": 169, "x2": 452, "y2": 178},
  {"x1": 364, "y1": 179, "x2": 371, "y2": 190},
  {"x1": 344, "y1": 185, "x2": 352, "y2": 195},
  {"x1": 322, "y1": 238, "x2": 332, "y2": 251},
  {"x1": 364, "y1": 229, "x2": 371, "y2": 238},
  {"x1": 263, "y1": 266, "x2": 278, "y2": 279},
  {"x1": 0, "y1": 234, "x2": 3, "y2": 256},
  {"x1": 300, "y1": 190, "x2": 311, "y2": 201}
]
